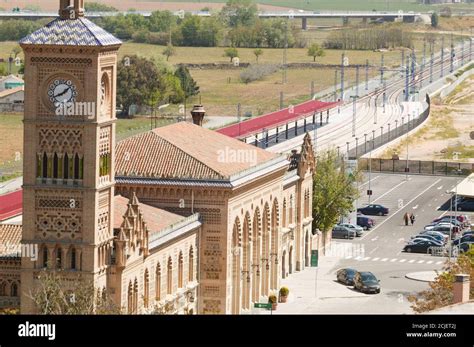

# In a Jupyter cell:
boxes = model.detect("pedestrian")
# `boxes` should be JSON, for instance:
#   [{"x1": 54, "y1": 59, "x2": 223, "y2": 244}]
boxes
[
  {"x1": 403, "y1": 212, "x2": 409, "y2": 226},
  {"x1": 410, "y1": 214, "x2": 415, "y2": 226}
]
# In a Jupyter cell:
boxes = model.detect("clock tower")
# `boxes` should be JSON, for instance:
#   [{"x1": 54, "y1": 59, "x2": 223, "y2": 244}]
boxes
[{"x1": 19, "y1": 0, "x2": 122, "y2": 313}]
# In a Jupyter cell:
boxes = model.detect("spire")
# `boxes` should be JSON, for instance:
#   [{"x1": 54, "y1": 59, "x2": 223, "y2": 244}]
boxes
[
  {"x1": 59, "y1": 0, "x2": 84, "y2": 20},
  {"x1": 130, "y1": 192, "x2": 139, "y2": 206}
]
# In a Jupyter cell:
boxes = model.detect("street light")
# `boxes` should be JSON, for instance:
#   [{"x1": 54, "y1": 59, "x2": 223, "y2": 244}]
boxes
[{"x1": 350, "y1": 95, "x2": 359, "y2": 137}]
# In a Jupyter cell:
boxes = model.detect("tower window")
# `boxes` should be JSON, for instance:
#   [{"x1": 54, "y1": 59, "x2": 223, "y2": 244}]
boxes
[
  {"x1": 55, "y1": 248, "x2": 62, "y2": 269},
  {"x1": 53, "y1": 153, "x2": 59, "y2": 179},
  {"x1": 11, "y1": 283, "x2": 18, "y2": 297},
  {"x1": 74, "y1": 154, "x2": 80, "y2": 180},
  {"x1": 70, "y1": 248, "x2": 76, "y2": 270},
  {"x1": 42, "y1": 153, "x2": 48, "y2": 178},
  {"x1": 63, "y1": 153, "x2": 69, "y2": 179},
  {"x1": 42, "y1": 246, "x2": 48, "y2": 268}
]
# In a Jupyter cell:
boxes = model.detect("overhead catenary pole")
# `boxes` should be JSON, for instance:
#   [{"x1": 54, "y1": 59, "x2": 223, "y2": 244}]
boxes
[
  {"x1": 350, "y1": 95, "x2": 359, "y2": 137},
  {"x1": 365, "y1": 59, "x2": 369, "y2": 91},
  {"x1": 405, "y1": 55, "x2": 410, "y2": 102},
  {"x1": 356, "y1": 65, "x2": 359, "y2": 97},
  {"x1": 450, "y1": 33, "x2": 454, "y2": 73},
  {"x1": 380, "y1": 53, "x2": 384, "y2": 84},
  {"x1": 441, "y1": 36, "x2": 445, "y2": 77},
  {"x1": 334, "y1": 69, "x2": 338, "y2": 102},
  {"x1": 340, "y1": 52, "x2": 345, "y2": 101},
  {"x1": 430, "y1": 49, "x2": 434, "y2": 83}
]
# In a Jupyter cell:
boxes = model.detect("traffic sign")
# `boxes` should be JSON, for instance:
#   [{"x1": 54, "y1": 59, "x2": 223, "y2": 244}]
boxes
[
  {"x1": 254, "y1": 302, "x2": 272, "y2": 309},
  {"x1": 367, "y1": 189, "x2": 372, "y2": 196}
]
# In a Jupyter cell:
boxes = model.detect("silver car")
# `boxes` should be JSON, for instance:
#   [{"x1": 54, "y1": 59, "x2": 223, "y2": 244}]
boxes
[{"x1": 338, "y1": 223, "x2": 364, "y2": 237}]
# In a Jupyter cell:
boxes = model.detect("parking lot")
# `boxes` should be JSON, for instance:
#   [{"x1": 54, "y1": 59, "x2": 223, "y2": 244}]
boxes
[{"x1": 271, "y1": 173, "x2": 473, "y2": 314}]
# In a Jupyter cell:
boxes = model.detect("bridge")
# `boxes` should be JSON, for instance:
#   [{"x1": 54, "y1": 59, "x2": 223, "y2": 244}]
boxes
[{"x1": 0, "y1": 10, "x2": 421, "y2": 29}]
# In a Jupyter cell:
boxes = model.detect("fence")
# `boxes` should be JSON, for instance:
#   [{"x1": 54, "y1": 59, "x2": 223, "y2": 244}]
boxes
[
  {"x1": 358, "y1": 158, "x2": 473, "y2": 176},
  {"x1": 344, "y1": 93, "x2": 431, "y2": 160},
  {"x1": 0, "y1": 103, "x2": 23, "y2": 113}
]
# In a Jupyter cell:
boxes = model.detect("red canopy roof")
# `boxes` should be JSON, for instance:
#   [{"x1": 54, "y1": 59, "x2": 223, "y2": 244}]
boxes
[
  {"x1": 0, "y1": 190, "x2": 22, "y2": 221},
  {"x1": 217, "y1": 100, "x2": 338, "y2": 139}
]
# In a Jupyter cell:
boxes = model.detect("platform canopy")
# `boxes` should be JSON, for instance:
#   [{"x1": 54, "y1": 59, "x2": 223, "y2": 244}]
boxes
[
  {"x1": 450, "y1": 173, "x2": 474, "y2": 198},
  {"x1": 216, "y1": 100, "x2": 338, "y2": 139}
]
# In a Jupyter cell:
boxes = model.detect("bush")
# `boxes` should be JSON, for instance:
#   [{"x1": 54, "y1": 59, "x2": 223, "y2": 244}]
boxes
[
  {"x1": 279, "y1": 287, "x2": 289, "y2": 297},
  {"x1": 268, "y1": 294, "x2": 277, "y2": 304},
  {"x1": 240, "y1": 64, "x2": 279, "y2": 84}
]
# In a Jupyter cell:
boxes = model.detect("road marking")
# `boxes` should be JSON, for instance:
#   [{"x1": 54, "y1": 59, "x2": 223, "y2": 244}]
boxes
[
  {"x1": 426, "y1": 261, "x2": 433, "y2": 264},
  {"x1": 359, "y1": 179, "x2": 443, "y2": 240},
  {"x1": 390, "y1": 258, "x2": 398, "y2": 262},
  {"x1": 363, "y1": 257, "x2": 371, "y2": 261},
  {"x1": 372, "y1": 257, "x2": 380, "y2": 261},
  {"x1": 371, "y1": 237, "x2": 379, "y2": 242},
  {"x1": 437, "y1": 185, "x2": 443, "y2": 190},
  {"x1": 345, "y1": 255, "x2": 353, "y2": 259},
  {"x1": 369, "y1": 247, "x2": 379, "y2": 254},
  {"x1": 436, "y1": 261, "x2": 443, "y2": 265},
  {"x1": 397, "y1": 238, "x2": 405, "y2": 243},
  {"x1": 360, "y1": 176, "x2": 381, "y2": 187},
  {"x1": 372, "y1": 180, "x2": 407, "y2": 203},
  {"x1": 399, "y1": 259, "x2": 407, "y2": 263},
  {"x1": 408, "y1": 259, "x2": 416, "y2": 263},
  {"x1": 381, "y1": 258, "x2": 388, "y2": 262},
  {"x1": 435, "y1": 206, "x2": 440, "y2": 210},
  {"x1": 412, "y1": 205, "x2": 418, "y2": 209},
  {"x1": 417, "y1": 260, "x2": 425, "y2": 264}
]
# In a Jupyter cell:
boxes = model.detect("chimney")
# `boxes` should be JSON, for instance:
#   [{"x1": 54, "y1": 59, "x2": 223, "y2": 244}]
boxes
[
  {"x1": 59, "y1": 0, "x2": 84, "y2": 19},
  {"x1": 453, "y1": 274, "x2": 470, "y2": 304},
  {"x1": 190, "y1": 104, "x2": 206, "y2": 127}
]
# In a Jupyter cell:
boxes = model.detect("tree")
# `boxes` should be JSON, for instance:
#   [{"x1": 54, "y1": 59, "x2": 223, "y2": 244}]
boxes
[
  {"x1": 29, "y1": 269, "x2": 121, "y2": 314},
  {"x1": 162, "y1": 43, "x2": 176, "y2": 61},
  {"x1": 431, "y1": 12, "x2": 439, "y2": 28},
  {"x1": 307, "y1": 43, "x2": 325, "y2": 62},
  {"x1": 408, "y1": 247, "x2": 473, "y2": 313},
  {"x1": 0, "y1": 65, "x2": 7, "y2": 76},
  {"x1": 224, "y1": 47, "x2": 239, "y2": 62},
  {"x1": 148, "y1": 10, "x2": 175, "y2": 33},
  {"x1": 312, "y1": 150, "x2": 360, "y2": 237},
  {"x1": 174, "y1": 66, "x2": 200, "y2": 98},
  {"x1": 253, "y1": 48, "x2": 263, "y2": 63},
  {"x1": 84, "y1": 2, "x2": 118, "y2": 12},
  {"x1": 117, "y1": 55, "x2": 166, "y2": 117},
  {"x1": 220, "y1": 0, "x2": 258, "y2": 28}
]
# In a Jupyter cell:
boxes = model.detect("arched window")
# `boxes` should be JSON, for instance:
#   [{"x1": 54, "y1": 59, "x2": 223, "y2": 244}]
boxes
[
  {"x1": 289, "y1": 195, "x2": 294, "y2": 224},
  {"x1": 167, "y1": 257, "x2": 173, "y2": 295},
  {"x1": 53, "y1": 153, "x2": 59, "y2": 179},
  {"x1": 74, "y1": 153, "x2": 80, "y2": 180},
  {"x1": 70, "y1": 248, "x2": 76, "y2": 270},
  {"x1": 155, "y1": 263, "x2": 161, "y2": 301},
  {"x1": 0, "y1": 282, "x2": 6, "y2": 296},
  {"x1": 282, "y1": 199, "x2": 287, "y2": 227},
  {"x1": 63, "y1": 153, "x2": 69, "y2": 179},
  {"x1": 188, "y1": 247, "x2": 194, "y2": 282},
  {"x1": 133, "y1": 278, "x2": 138, "y2": 313},
  {"x1": 11, "y1": 282, "x2": 18, "y2": 297},
  {"x1": 42, "y1": 246, "x2": 48, "y2": 268},
  {"x1": 127, "y1": 281, "x2": 133, "y2": 314},
  {"x1": 178, "y1": 252, "x2": 183, "y2": 288},
  {"x1": 42, "y1": 153, "x2": 48, "y2": 178},
  {"x1": 144, "y1": 269, "x2": 149, "y2": 308},
  {"x1": 55, "y1": 247, "x2": 62, "y2": 269}
]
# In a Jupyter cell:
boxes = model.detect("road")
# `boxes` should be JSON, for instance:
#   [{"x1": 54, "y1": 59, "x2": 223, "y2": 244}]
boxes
[{"x1": 271, "y1": 173, "x2": 473, "y2": 314}]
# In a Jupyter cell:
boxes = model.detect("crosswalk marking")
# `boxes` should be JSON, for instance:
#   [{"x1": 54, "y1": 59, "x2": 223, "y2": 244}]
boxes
[
  {"x1": 408, "y1": 260, "x2": 416, "y2": 263},
  {"x1": 363, "y1": 257, "x2": 371, "y2": 261},
  {"x1": 381, "y1": 258, "x2": 388, "y2": 262},
  {"x1": 345, "y1": 255, "x2": 353, "y2": 259},
  {"x1": 427, "y1": 261, "x2": 433, "y2": 264},
  {"x1": 399, "y1": 259, "x2": 407, "y2": 263},
  {"x1": 390, "y1": 258, "x2": 398, "y2": 262},
  {"x1": 417, "y1": 260, "x2": 425, "y2": 264},
  {"x1": 372, "y1": 257, "x2": 380, "y2": 261},
  {"x1": 436, "y1": 261, "x2": 443, "y2": 265}
]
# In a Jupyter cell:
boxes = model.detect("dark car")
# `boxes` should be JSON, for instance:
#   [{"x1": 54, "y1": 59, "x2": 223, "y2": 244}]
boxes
[
  {"x1": 357, "y1": 204, "x2": 389, "y2": 216},
  {"x1": 462, "y1": 231, "x2": 474, "y2": 237},
  {"x1": 336, "y1": 268, "x2": 357, "y2": 285},
  {"x1": 452, "y1": 234, "x2": 474, "y2": 246},
  {"x1": 353, "y1": 271, "x2": 380, "y2": 294},
  {"x1": 332, "y1": 226, "x2": 356, "y2": 239},
  {"x1": 357, "y1": 216, "x2": 375, "y2": 230},
  {"x1": 455, "y1": 198, "x2": 474, "y2": 212},
  {"x1": 458, "y1": 242, "x2": 473, "y2": 254},
  {"x1": 411, "y1": 233, "x2": 445, "y2": 244},
  {"x1": 403, "y1": 239, "x2": 444, "y2": 254}
]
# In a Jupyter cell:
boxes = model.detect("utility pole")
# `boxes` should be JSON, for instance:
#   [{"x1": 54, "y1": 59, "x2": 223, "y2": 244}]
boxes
[
  {"x1": 422, "y1": 37, "x2": 426, "y2": 72},
  {"x1": 383, "y1": 81, "x2": 386, "y2": 114},
  {"x1": 356, "y1": 65, "x2": 359, "y2": 97},
  {"x1": 350, "y1": 95, "x2": 359, "y2": 137},
  {"x1": 334, "y1": 69, "x2": 338, "y2": 102},
  {"x1": 340, "y1": 52, "x2": 345, "y2": 102},
  {"x1": 450, "y1": 33, "x2": 454, "y2": 73},
  {"x1": 282, "y1": 19, "x2": 288, "y2": 84},
  {"x1": 365, "y1": 59, "x2": 369, "y2": 91},
  {"x1": 430, "y1": 49, "x2": 434, "y2": 83},
  {"x1": 405, "y1": 55, "x2": 410, "y2": 102},
  {"x1": 441, "y1": 36, "x2": 445, "y2": 78},
  {"x1": 380, "y1": 53, "x2": 384, "y2": 84},
  {"x1": 410, "y1": 49, "x2": 416, "y2": 95}
]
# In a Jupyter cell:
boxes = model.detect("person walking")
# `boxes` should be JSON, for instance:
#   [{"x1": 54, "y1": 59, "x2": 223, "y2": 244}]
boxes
[
  {"x1": 410, "y1": 214, "x2": 415, "y2": 226},
  {"x1": 403, "y1": 212, "x2": 409, "y2": 226}
]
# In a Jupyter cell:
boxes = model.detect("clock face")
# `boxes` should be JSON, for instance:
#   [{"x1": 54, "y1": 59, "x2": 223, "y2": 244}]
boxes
[{"x1": 48, "y1": 79, "x2": 77, "y2": 105}]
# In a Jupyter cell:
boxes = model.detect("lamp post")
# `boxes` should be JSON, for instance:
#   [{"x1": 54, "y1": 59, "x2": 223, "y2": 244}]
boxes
[{"x1": 350, "y1": 95, "x2": 359, "y2": 137}]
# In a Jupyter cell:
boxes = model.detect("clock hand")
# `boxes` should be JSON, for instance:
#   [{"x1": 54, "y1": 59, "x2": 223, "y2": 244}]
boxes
[{"x1": 54, "y1": 87, "x2": 71, "y2": 99}]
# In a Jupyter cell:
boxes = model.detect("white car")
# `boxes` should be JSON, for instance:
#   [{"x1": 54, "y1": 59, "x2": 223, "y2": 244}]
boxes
[{"x1": 338, "y1": 223, "x2": 364, "y2": 237}]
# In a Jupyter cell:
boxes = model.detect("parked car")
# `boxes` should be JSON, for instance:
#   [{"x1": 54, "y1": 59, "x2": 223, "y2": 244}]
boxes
[
  {"x1": 357, "y1": 204, "x2": 389, "y2": 216},
  {"x1": 458, "y1": 242, "x2": 474, "y2": 253},
  {"x1": 455, "y1": 197, "x2": 474, "y2": 212},
  {"x1": 418, "y1": 230, "x2": 449, "y2": 243},
  {"x1": 425, "y1": 223, "x2": 459, "y2": 234},
  {"x1": 338, "y1": 223, "x2": 364, "y2": 237},
  {"x1": 452, "y1": 234, "x2": 474, "y2": 246},
  {"x1": 411, "y1": 233, "x2": 445, "y2": 244},
  {"x1": 403, "y1": 239, "x2": 444, "y2": 254},
  {"x1": 336, "y1": 268, "x2": 357, "y2": 285},
  {"x1": 462, "y1": 231, "x2": 474, "y2": 237},
  {"x1": 357, "y1": 215, "x2": 375, "y2": 230},
  {"x1": 353, "y1": 271, "x2": 380, "y2": 294},
  {"x1": 433, "y1": 214, "x2": 469, "y2": 227},
  {"x1": 332, "y1": 226, "x2": 356, "y2": 239}
]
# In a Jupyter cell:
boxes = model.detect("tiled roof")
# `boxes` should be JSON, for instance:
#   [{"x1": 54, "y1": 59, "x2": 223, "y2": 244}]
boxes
[
  {"x1": 0, "y1": 224, "x2": 22, "y2": 258},
  {"x1": 114, "y1": 195, "x2": 184, "y2": 232},
  {"x1": 115, "y1": 122, "x2": 278, "y2": 180},
  {"x1": 19, "y1": 17, "x2": 122, "y2": 46},
  {"x1": 0, "y1": 86, "x2": 24, "y2": 99},
  {"x1": 0, "y1": 190, "x2": 22, "y2": 222}
]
